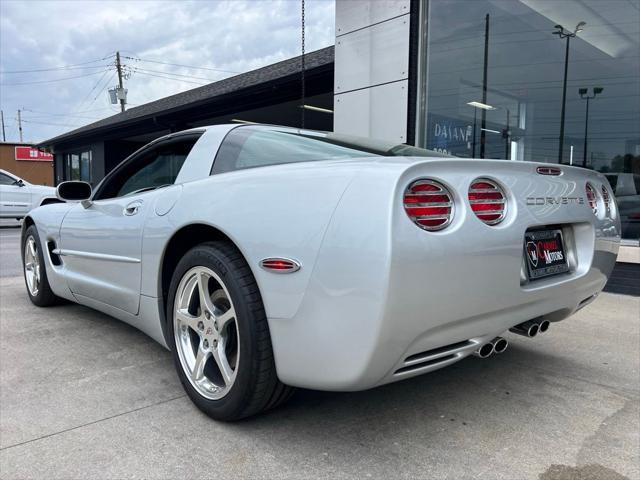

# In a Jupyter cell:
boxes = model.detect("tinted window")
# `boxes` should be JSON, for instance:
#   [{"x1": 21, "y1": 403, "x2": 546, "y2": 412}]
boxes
[
  {"x1": 212, "y1": 127, "x2": 447, "y2": 174},
  {"x1": 0, "y1": 173, "x2": 15, "y2": 185},
  {"x1": 95, "y1": 135, "x2": 200, "y2": 199}
]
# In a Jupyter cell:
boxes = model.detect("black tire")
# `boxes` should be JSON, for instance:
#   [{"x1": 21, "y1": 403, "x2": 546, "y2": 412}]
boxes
[
  {"x1": 22, "y1": 225, "x2": 59, "y2": 307},
  {"x1": 167, "y1": 241, "x2": 294, "y2": 421}
]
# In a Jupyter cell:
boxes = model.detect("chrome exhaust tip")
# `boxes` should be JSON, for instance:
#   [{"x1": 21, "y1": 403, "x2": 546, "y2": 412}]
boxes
[
  {"x1": 492, "y1": 336, "x2": 509, "y2": 354},
  {"x1": 509, "y1": 320, "x2": 540, "y2": 338},
  {"x1": 473, "y1": 342, "x2": 494, "y2": 359},
  {"x1": 538, "y1": 319, "x2": 550, "y2": 334}
]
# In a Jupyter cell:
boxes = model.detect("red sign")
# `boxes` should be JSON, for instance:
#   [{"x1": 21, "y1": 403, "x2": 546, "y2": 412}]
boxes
[{"x1": 15, "y1": 146, "x2": 53, "y2": 162}]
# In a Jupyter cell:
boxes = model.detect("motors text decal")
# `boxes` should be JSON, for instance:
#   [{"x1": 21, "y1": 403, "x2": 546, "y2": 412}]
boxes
[
  {"x1": 523, "y1": 229, "x2": 569, "y2": 280},
  {"x1": 526, "y1": 239, "x2": 564, "y2": 268}
]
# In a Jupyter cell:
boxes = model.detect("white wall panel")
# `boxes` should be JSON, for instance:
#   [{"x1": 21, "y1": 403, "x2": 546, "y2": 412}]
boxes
[
  {"x1": 334, "y1": 80, "x2": 408, "y2": 143},
  {"x1": 335, "y1": 14, "x2": 410, "y2": 93},
  {"x1": 336, "y1": 0, "x2": 410, "y2": 36}
]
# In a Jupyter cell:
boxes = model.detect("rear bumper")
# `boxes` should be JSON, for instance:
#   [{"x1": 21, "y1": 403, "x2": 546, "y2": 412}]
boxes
[{"x1": 269, "y1": 258, "x2": 612, "y2": 391}]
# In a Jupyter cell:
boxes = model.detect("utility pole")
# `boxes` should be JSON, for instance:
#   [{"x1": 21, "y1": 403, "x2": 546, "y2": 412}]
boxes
[
  {"x1": 116, "y1": 51, "x2": 126, "y2": 113},
  {"x1": 17, "y1": 109, "x2": 23, "y2": 142},
  {"x1": 1, "y1": 110, "x2": 6, "y2": 142}
]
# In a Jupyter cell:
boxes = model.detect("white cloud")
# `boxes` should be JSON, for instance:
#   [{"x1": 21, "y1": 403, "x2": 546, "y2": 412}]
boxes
[{"x1": 0, "y1": 0, "x2": 335, "y2": 142}]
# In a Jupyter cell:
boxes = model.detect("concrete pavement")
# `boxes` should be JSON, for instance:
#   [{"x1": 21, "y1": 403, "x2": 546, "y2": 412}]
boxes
[{"x1": 0, "y1": 225, "x2": 638, "y2": 479}]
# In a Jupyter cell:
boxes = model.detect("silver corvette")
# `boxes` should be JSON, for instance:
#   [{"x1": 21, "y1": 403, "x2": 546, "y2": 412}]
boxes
[{"x1": 21, "y1": 124, "x2": 620, "y2": 420}]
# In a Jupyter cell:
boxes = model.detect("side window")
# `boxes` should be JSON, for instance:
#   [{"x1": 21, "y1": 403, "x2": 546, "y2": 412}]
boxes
[
  {"x1": 117, "y1": 149, "x2": 186, "y2": 197},
  {"x1": 0, "y1": 173, "x2": 16, "y2": 185},
  {"x1": 95, "y1": 135, "x2": 200, "y2": 200}
]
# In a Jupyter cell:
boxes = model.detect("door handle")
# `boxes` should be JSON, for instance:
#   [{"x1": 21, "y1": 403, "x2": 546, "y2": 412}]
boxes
[{"x1": 124, "y1": 201, "x2": 142, "y2": 216}]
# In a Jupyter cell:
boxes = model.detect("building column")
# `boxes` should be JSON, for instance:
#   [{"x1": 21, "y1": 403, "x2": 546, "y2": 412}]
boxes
[{"x1": 333, "y1": 0, "x2": 412, "y2": 143}]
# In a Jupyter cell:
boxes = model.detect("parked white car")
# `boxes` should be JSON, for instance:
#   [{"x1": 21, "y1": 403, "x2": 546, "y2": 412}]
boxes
[
  {"x1": 0, "y1": 169, "x2": 58, "y2": 219},
  {"x1": 21, "y1": 125, "x2": 621, "y2": 420}
]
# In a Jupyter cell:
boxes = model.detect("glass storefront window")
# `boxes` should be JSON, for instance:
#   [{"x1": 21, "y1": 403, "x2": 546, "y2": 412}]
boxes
[
  {"x1": 65, "y1": 150, "x2": 92, "y2": 183},
  {"x1": 416, "y1": 0, "x2": 639, "y2": 240}
]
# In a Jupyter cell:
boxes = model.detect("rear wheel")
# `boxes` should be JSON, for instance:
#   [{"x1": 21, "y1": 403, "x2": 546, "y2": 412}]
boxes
[
  {"x1": 22, "y1": 225, "x2": 58, "y2": 306},
  {"x1": 167, "y1": 241, "x2": 294, "y2": 421}
]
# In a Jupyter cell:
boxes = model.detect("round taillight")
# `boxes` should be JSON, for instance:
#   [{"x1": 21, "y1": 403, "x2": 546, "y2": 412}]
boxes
[
  {"x1": 601, "y1": 184, "x2": 611, "y2": 215},
  {"x1": 585, "y1": 182, "x2": 598, "y2": 215},
  {"x1": 468, "y1": 179, "x2": 506, "y2": 225},
  {"x1": 404, "y1": 179, "x2": 454, "y2": 231}
]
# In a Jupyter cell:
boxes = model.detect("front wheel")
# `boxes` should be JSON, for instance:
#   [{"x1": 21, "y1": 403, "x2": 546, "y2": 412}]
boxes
[
  {"x1": 22, "y1": 225, "x2": 59, "y2": 306},
  {"x1": 167, "y1": 241, "x2": 294, "y2": 421}
]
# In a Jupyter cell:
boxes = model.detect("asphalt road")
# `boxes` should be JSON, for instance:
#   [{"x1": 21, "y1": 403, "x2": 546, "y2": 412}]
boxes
[
  {"x1": 0, "y1": 225, "x2": 638, "y2": 479},
  {"x1": 0, "y1": 223, "x2": 22, "y2": 278}
]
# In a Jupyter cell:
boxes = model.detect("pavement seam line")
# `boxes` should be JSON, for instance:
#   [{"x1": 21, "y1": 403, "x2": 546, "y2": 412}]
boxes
[{"x1": 0, "y1": 394, "x2": 186, "y2": 452}]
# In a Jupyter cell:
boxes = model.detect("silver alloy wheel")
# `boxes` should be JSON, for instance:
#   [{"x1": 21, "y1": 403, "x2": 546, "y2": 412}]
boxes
[
  {"x1": 24, "y1": 235, "x2": 41, "y2": 297},
  {"x1": 173, "y1": 266, "x2": 239, "y2": 400}
]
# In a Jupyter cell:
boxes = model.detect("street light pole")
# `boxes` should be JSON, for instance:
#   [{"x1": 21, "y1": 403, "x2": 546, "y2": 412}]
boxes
[
  {"x1": 480, "y1": 13, "x2": 490, "y2": 159},
  {"x1": 553, "y1": 22, "x2": 586, "y2": 164},
  {"x1": 579, "y1": 87, "x2": 603, "y2": 168},
  {"x1": 504, "y1": 108, "x2": 510, "y2": 160},
  {"x1": 472, "y1": 107, "x2": 477, "y2": 158}
]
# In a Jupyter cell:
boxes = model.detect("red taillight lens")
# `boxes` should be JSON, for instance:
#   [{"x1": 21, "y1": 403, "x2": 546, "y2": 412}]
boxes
[
  {"x1": 404, "y1": 179, "x2": 453, "y2": 231},
  {"x1": 585, "y1": 182, "x2": 598, "y2": 215},
  {"x1": 468, "y1": 179, "x2": 506, "y2": 225},
  {"x1": 601, "y1": 184, "x2": 611, "y2": 215}
]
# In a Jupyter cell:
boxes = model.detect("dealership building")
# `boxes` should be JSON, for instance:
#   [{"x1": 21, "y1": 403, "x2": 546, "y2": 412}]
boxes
[{"x1": 40, "y1": 0, "x2": 639, "y2": 249}]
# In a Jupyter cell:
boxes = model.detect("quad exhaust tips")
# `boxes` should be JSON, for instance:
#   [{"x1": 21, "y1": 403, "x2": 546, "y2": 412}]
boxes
[
  {"x1": 538, "y1": 319, "x2": 550, "y2": 334},
  {"x1": 509, "y1": 319, "x2": 551, "y2": 337},
  {"x1": 473, "y1": 342, "x2": 494, "y2": 358},
  {"x1": 510, "y1": 320, "x2": 540, "y2": 337},
  {"x1": 473, "y1": 336, "x2": 508, "y2": 358},
  {"x1": 492, "y1": 336, "x2": 509, "y2": 354}
]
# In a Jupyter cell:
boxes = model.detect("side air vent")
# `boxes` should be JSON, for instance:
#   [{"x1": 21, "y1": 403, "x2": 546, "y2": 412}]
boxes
[
  {"x1": 47, "y1": 241, "x2": 62, "y2": 266},
  {"x1": 468, "y1": 179, "x2": 507, "y2": 225}
]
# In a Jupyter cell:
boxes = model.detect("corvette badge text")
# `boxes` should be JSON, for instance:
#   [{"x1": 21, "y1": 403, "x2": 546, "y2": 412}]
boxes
[{"x1": 526, "y1": 197, "x2": 585, "y2": 206}]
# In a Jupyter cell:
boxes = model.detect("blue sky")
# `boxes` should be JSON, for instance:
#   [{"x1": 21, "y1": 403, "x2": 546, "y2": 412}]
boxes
[{"x1": 0, "y1": 0, "x2": 335, "y2": 142}]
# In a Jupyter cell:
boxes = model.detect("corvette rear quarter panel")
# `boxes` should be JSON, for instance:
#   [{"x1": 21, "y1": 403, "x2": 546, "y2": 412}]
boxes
[{"x1": 141, "y1": 160, "x2": 364, "y2": 322}]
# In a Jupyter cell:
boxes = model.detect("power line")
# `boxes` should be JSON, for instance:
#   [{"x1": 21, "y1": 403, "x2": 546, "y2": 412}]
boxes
[
  {"x1": 21, "y1": 109, "x2": 100, "y2": 120},
  {"x1": 1, "y1": 69, "x2": 110, "y2": 86},
  {"x1": 0, "y1": 64, "x2": 111, "y2": 75},
  {"x1": 133, "y1": 70, "x2": 207, "y2": 86},
  {"x1": 88, "y1": 71, "x2": 117, "y2": 105},
  {"x1": 0, "y1": 54, "x2": 115, "y2": 74},
  {"x1": 133, "y1": 67, "x2": 217, "y2": 82},
  {"x1": 21, "y1": 119, "x2": 81, "y2": 128},
  {"x1": 124, "y1": 55, "x2": 238, "y2": 74},
  {"x1": 71, "y1": 69, "x2": 114, "y2": 115}
]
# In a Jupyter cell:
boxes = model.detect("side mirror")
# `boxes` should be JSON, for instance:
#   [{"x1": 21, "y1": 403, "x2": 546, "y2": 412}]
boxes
[
  {"x1": 14, "y1": 179, "x2": 25, "y2": 187},
  {"x1": 56, "y1": 181, "x2": 92, "y2": 205}
]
